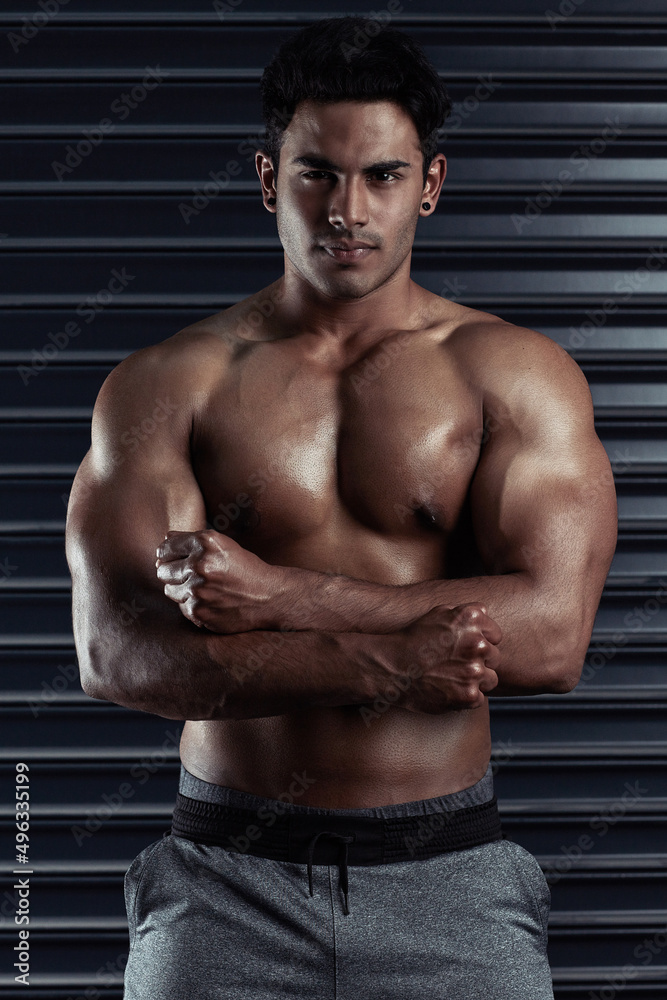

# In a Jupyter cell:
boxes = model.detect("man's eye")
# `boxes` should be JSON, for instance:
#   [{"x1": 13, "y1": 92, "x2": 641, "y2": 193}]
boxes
[{"x1": 302, "y1": 171, "x2": 398, "y2": 182}]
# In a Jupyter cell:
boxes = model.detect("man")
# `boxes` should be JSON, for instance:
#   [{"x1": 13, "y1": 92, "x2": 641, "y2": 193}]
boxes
[{"x1": 65, "y1": 16, "x2": 617, "y2": 1000}]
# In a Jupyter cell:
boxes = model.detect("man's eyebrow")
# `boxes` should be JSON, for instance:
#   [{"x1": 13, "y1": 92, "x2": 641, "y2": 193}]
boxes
[{"x1": 291, "y1": 155, "x2": 412, "y2": 172}]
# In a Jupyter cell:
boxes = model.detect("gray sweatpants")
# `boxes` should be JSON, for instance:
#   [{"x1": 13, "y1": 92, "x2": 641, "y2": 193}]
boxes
[{"x1": 123, "y1": 764, "x2": 554, "y2": 999}]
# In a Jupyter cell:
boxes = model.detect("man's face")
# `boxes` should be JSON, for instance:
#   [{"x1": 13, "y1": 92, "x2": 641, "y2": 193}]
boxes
[{"x1": 272, "y1": 99, "x2": 428, "y2": 300}]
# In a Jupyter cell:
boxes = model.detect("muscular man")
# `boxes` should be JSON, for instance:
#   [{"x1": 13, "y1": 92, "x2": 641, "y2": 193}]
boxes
[{"x1": 66, "y1": 17, "x2": 617, "y2": 1000}]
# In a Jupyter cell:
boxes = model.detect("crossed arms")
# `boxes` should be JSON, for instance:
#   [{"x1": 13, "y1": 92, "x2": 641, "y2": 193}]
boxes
[{"x1": 65, "y1": 327, "x2": 618, "y2": 721}]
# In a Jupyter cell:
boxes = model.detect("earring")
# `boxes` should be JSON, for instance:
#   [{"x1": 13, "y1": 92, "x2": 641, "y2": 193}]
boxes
[
  {"x1": 267, "y1": 197, "x2": 276, "y2": 205},
  {"x1": 422, "y1": 202, "x2": 431, "y2": 210}
]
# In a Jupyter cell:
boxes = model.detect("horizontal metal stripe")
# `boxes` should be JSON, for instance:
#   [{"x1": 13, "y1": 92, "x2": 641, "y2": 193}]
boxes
[
  {"x1": 15, "y1": 856, "x2": 667, "y2": 876},
  {"x1": 551, "y1": 966, "x2": 667, "y2": 984},
  {"x1": 0, "y1": 917, "x2": 128, "y2": 931},
  {"x1": 0, "y1": 465, "x2": 80, "y2": 476},
  {"x1": 0, "y1": 635, "x2": 77, "y2": 647},
  {"x1": 6, "y1": 181, "x2": 667, "y2": 196},
  {"x1": 4, "y1": 237, "x2": 667, "y2": 252},
  {"x1": 551, "y1": 910, "x2": 667, "y2": 926},
  {"x1": 5, "y1": 572, "x2": 667, "y2": 592},
  {"x1": 5, "y1": 295, "x2": 667, "y2": 309},
  {"x1": 540, "y1": 853, "x2": 667, "y2": 869},
  {"x1": 5, "y1": 800, "x2": 667, "y2": 820},
  {"x1": 0, "y1": 125, "x2": 667, "y2": 141},
  {"x1": 0, "y1": 913, "x2": 665, "y2": 931},
  {"x1": 5, "y1": 69, "x2": 667, "y2": 84},
  {"x1": 0, "y1": 747, "x2": 180, "y2": 761},
  {"x1": 3, "y1": 686, "x2": 667, "y2": 705},
  {"x1": 0, "y1": 804, "x2": 172, "y2": 819},
  {"x1": 3, "y1": 404, "x2": 665, "y2": 422},
  {"x1": 3, "y1": 136, "x2": 667, "y2": 189},
  {"x1": 1, "y1": 627, "x2": 665, "y2": 648},
  {"x1": 2, "y1": 697, "x2": 667, "y2": 714},
  {"x1": 1, "y1": 6, "x2": 667, "y2": 23},
  {"x1": 5, "y1": 519, "x2": 666, "y2": 536},
  {"x1": 0, "y1": 748, "x2": 664, "y2": 763},
  {"x1": 0, "y1": 521, "x2": 66, "y2": 533}
]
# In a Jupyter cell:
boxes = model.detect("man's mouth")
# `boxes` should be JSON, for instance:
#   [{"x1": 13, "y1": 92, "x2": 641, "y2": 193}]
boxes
[{"x1": 320, "y1": 241, "x2": 376, "y2": 262}]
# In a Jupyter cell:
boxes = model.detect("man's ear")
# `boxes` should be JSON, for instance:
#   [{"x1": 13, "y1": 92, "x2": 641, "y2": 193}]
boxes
[
  {"x1": 420, "y1": 153, "x2": 447, "y2": 215},
  {"x1": 256, "y1": 150, "x2": 277, "y2": 212}
]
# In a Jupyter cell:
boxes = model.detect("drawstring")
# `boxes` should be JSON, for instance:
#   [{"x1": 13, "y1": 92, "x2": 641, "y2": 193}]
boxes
[{"x1": 306, "y1": 831, "x2": 356, "y2": 915}]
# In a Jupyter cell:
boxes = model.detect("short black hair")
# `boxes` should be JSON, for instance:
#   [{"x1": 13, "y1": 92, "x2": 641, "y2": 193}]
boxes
[{"x1": 259, "y1": 16, "x2": 451, "y2": 189}]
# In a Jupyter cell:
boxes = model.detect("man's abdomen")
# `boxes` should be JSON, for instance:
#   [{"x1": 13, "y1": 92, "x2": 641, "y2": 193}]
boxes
[{"x1": 179, "y1": 701, "x2": 492, "y2": 808}]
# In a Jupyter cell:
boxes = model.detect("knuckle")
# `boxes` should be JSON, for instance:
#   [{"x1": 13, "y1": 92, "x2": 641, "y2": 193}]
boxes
[{"x1": 461, "y1": 686, "x2": 480, "y2": 706}]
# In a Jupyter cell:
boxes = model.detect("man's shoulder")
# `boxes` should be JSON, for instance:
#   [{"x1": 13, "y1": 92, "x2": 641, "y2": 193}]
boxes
[
  {"x1": 93, "y1": 314, "x2": 238, "y2": 437},
  {"x1": 109, "y1": 310, "x2": 240, "y2": 383},
  {"x1": 434, "y1": 300, "x2": 588, "y2": 396}
]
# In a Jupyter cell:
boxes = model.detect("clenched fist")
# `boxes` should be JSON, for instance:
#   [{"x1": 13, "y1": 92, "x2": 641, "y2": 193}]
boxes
[
  {"x1": 155, "y1": 529, "x2": 281, "y2": 633},
  {"x1": 395, "y1": 603, "x2": 502, "y2": 713}
]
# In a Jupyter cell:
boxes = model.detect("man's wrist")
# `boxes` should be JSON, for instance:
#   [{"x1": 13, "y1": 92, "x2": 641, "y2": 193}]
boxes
[
  {"x1": 260, "y1": 564, "x2": 347, "y2": 631},
  {"x1": 253, "y1": 562, "x2": 292, "y2": 630}
]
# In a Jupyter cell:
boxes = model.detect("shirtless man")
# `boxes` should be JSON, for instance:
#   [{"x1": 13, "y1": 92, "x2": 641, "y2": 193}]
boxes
[{"x1": 65, "y1": 16, "x2": 617, "y2": 1000}]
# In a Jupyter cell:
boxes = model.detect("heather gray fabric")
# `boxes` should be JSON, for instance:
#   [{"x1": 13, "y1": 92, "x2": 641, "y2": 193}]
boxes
[{"x1": 123, "y1": 765, "x2": 554, "y2": 999}]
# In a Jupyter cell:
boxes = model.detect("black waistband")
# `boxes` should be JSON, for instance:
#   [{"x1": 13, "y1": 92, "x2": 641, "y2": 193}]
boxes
[{"x1": 171, "y1": 791, "x2": 503, "y2": 914}]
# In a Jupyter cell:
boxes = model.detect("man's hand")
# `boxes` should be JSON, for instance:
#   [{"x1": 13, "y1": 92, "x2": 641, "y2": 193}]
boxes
[
  {"x1": 394, "y1": 603, "x2": 502, "y2": 713},
  {"x1": 155, "y1": 529, "x2": 282, "y2": 632}
]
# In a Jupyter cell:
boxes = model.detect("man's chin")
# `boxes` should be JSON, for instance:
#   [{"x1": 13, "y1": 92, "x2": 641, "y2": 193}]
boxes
[{"x1": 308, "y1": 268, "x2": 385, "y2": 301}]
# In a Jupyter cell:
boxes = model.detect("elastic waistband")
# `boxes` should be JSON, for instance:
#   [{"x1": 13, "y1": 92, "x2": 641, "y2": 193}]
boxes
[
  {"x1": 177, "y1": 762, "x2": 495, "y2": 818},
  {"x1": 171, "y1": 766, "x2": 503, "y2": 916}
]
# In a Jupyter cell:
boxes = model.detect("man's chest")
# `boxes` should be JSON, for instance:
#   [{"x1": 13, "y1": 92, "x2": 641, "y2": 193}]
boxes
[{"x1": 191, "y1": 334, "x2": 484, "y2": 550}]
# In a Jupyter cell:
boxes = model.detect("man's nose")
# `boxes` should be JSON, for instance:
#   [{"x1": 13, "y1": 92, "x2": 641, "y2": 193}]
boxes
[{"x1": 328, "y1": 179, "x2": 370, "y2": 229}]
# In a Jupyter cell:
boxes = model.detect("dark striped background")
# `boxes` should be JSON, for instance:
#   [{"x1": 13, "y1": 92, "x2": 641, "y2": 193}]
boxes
[{"x1": 1, "y1": 1, "x2": 666, "y2": 996}]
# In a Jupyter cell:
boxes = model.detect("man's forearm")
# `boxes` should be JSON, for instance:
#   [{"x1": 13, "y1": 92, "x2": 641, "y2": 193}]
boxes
[
  {"x1": 274, "y1": 565, "x2": 470, "y2": 632},
  {"x1": 86, "y1": 614, "x2": 395, "y2": 721},
  {"x1": 272, "y1": 566, "x2": 579, "y2": 694}
]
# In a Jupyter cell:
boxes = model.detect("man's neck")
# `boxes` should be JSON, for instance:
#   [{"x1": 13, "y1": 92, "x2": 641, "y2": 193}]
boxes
[{"x1": 275, "y1": 260, "x2": 423, "y2": 346}]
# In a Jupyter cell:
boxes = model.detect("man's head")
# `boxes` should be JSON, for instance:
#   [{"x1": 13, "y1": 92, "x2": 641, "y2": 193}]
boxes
[
  {"x1": 256, "y1": 18, "x2": 451, "y2": 303},
  {"x1": 258, "y1": 16, "x2": 451, "y2": 191}
]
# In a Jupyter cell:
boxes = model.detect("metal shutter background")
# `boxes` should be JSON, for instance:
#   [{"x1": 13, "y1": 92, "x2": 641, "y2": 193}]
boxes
[{"x1": 1, "y1": 1, "x2": 665, "y2": 996}]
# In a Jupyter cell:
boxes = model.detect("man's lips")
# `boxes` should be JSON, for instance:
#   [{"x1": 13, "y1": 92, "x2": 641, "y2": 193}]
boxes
[{"x1": 320, "y1": 241, "x2": 376, "y2": 261}]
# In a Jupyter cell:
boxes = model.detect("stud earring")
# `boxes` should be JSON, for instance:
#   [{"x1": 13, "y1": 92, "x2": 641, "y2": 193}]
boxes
[
  {"x1": 422, "y1": 202, "x2": 431, "y2": 210},
  {"x1": 267, "y1": 197, "x2": 276, "y2": 205}
]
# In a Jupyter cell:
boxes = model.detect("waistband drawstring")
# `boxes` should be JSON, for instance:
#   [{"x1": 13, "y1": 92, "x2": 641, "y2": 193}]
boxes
[{"x1": 306, "y1": 831, "x2": 356, "y2": 915}]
